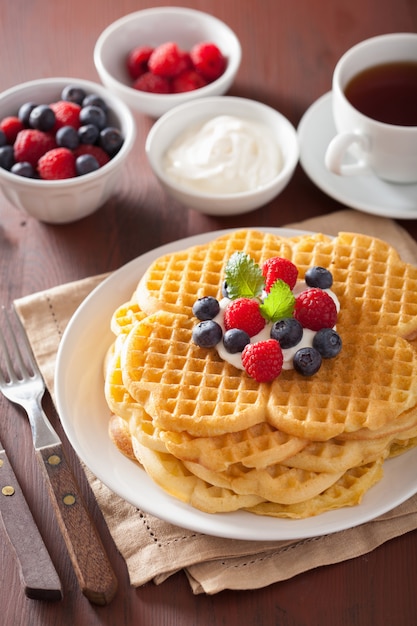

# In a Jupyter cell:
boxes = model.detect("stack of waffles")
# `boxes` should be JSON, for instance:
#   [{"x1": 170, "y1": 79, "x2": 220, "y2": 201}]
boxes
[{"x1": 103, "y1": 229, "x2": 417, "y2": 518}]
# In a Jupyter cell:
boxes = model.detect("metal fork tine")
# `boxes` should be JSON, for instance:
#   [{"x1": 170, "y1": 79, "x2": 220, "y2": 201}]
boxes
[
  {"x1": 0, "y1": 311, "x2": 16, "y2": 385},
  {"x1": 1, "y1": 306, "x2": 35, "y2": 381},
  {"x1": 0, "y1": 327, "x2": 9, "y2": 385},
  {"x1": 1, "y1": 308, "x2": 24, "y2": 382},
  {"x1": 12, "y1": 306, "x2": 40, "y2": 375}
]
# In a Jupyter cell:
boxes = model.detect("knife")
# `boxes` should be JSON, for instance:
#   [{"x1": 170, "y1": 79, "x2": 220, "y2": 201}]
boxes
[{"x1": 0, "y1": 439, "x2": 62, "y2": 601}]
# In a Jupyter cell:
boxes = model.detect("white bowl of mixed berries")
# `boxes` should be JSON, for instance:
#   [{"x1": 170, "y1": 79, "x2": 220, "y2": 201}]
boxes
[
  {"x1": 0, "y1": 77, "x2": 135, "y2": 224},
  {"x1": 93, "y1": 7, "x2": 241, "y2": 118}
]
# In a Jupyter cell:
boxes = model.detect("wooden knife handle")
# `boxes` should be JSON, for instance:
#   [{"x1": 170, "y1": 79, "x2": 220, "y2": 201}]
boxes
[
  {"x1": 0, "y1": 448, "x2": 63, "y2": 601},
  {"x1": 36, "y1": 443, "x2": 118, "y2": 605}
]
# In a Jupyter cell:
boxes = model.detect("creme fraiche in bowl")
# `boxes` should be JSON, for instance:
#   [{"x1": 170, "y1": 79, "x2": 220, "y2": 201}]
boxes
[
  {"x1": 145, "y1": 96, "x2": 299, "y2": 215},
  {"x1": 0, "y1": 77, "x2": 135, "y2": 224},
  {"x1": 93, "y1": 7, "x2": 241, "y2": 118}
]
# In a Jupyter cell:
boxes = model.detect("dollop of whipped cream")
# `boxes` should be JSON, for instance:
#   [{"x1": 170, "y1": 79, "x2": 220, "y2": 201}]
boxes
[
  {"x1": 214, "y1": 282, "x2": 340, "y2": 371},
  {"x1": 163, "y1": 114, "x2": 283, "y2": 194}
]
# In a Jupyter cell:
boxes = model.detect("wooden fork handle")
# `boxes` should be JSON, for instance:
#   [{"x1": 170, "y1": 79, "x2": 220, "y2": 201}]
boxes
[
  {"x1": 36, "y1": 442, "x2": 118, "y2": 606},
  {"x1": 0, "y1": 448, "x2": 63, "y2": 601}
]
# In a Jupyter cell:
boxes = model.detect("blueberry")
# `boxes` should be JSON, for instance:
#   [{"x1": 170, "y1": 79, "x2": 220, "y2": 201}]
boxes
[
  {"x1": 313, "y1": 328, "x2": 342, "y2": 358},
  {"x1": 99, "y1": 127, "x2": 123, "y2": 156},
  {"x1": 79, "y1": 105, "x2": 107, "y2": 130},
  {"x1": 78, "y1": 124, "x2": 99, "y2": 145},
  {"x1": 75, "y1": 154, "x2": 100, "y2": 176},
  {"x1": 221, "y1": 280, "x2": 229, "y2": 298},
  {"x1": 18, "y1": 102, "x2": 37, "y2": 126},
  {"x1": 192, "y1": 296, "x2": 220, "y2": 320},
  {"x1": 293, "y1": 347, "x2": 322, "y2": 376},
  {"x1": 61, "y1": 84, "x2": 87, "y2": 105},
  {"x1": 56, "y1": 125, "x2": 80, "y2": 150},
  {"x1": 305, "y1": 266, "x2": 333, "y2": 289},
  {"x1": 270, "y1": 318, "x2": 303, "y2": 349},
  {"x1": 192, "y1": 320, "x2": 222, "y2": 348},
  {"x1": 11, "y1": 161, "x2": 35, "y2": 178},
  {"x1": 0, "y1": 129, "x2": 6, "y2": 147},
  {"x1": 82, "y1": 94, "x2": 108, "y2": 113},
  {"x1": 0, "y1": 145, "x2": 14, "y2": 170},
  {"x1": 29, "y1": 104, "x2": 56, "y2": 131},
  {"x1": 223, "y1": 328, "x2": 250, "y2": 354}
]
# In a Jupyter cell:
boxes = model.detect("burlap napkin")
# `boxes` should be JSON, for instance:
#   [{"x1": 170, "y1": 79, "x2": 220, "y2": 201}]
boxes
[{"x1": 14, "y1": 209, "x2": 417, "y2": 595}]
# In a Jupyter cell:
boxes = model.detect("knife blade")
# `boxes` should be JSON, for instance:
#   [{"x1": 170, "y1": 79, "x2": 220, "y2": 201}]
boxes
[{"x1": 0, "y1": 439, "x2": 62, "y2": 601}]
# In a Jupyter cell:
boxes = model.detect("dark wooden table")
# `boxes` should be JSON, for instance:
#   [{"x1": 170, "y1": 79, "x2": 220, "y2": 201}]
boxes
[{"x1": 1, "y1": 1, "x2": 416, "y2": 624}]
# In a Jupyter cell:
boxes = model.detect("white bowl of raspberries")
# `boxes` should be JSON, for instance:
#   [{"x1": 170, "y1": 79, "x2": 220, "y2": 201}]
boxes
[
  {"x1": 0, "y1": 77, "x2": 135, "y2": 224},
  {"x1": 93, "y1": 7, "x2": 241, "y2": 118}
]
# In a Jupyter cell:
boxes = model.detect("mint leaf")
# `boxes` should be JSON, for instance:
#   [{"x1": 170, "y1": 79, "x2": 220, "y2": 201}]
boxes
[
  {"x1": 225, "y1": 252, "x2": 265, "y2": 299},
  {"x1": 260, "y1": 279, "x2": 295, "y2": 322}
]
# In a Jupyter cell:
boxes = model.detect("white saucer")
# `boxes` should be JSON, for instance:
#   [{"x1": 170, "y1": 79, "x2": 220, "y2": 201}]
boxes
[{"x1": 297, "y1": 92, "x2": 417, "y2": 219}]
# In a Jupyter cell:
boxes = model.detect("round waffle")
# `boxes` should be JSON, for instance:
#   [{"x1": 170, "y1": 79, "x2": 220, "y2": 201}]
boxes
[
  {"x1": 110, "y1": 298, "x2": 147, "y2": 336},
  {"x1": 160, "y1": 422, "x2": 308, "y2": 472},
  {"x1": 136, "y1": 229, "x2": 294, "y2": 317},
  {"x1": 183, "y1": 458, "x2": 345, "y2": 505},
  {"x1": 247, "y1": 460, "x2": 384, "y2": 519},
  {"x1": 120, "y1": 310, "x2": 417, "y2": 440},
  {"x1": 131, "y1": 434, "x2": 265, "y2": 513}
]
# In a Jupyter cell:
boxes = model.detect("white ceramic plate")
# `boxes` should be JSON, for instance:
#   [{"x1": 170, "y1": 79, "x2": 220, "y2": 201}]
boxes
[
  {"x1": 298, "y1": 92, "x2": 417, "y2": 219},
  {"x1": 55, "y1": 228, "x2": 417, "y2": 541}
]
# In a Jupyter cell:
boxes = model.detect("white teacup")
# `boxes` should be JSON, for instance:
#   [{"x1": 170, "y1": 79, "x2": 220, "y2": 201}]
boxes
[{"x1": 325, "y1": 33, "x2": 417, "y2": 184}]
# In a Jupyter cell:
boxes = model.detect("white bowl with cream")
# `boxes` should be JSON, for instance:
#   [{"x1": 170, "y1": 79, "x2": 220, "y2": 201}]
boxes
[{"x1": 145, "y1": 96, "x2": 299, "y2": 216}]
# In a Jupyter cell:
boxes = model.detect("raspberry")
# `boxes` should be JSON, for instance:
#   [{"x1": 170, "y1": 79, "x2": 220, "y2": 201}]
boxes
[
  {"x1": 190, "y1": 42, "x2": 226, "y2": 81},
  {"x1": 224, "y1": 298, "x2": 266, "y2": 337},
  {"x1": 125, "y1": 40, "x2": 226, "y2": 92},
  {"x1": 0, "y1": 116, "x2": 24, "y2": 143},
  {"x1": 171, "y1": 69, "x2": 208, "y2": 93},
  {"x1": 126, "y1": 45, "x2": 154, "y2": 80},
  {"x1": 262, "y1": 257, "x2": 298, "y2": 291},
  {"x1": 50, "y1": 100, "x2": 81, "y2": 130},
  {"x1": 73, "y1": 144, "x2": 110, "y2": 167},
  {"x1": 37, "y1": 147, "x2": 76, "y2": 180},
  {"x1": 294, "y1": 288, "x2": 338, "y2": 331},
  {"x1": 14, "y1": 129, "x2": 56, "y2": 167},
  {"x1": 133, "y1": 72, "x2": 171, "y2": 94},
  {"x1": 148, "y1": 42, "x2": 190, "y2": 78},
  {"x1": 241, "y1": 340, "x2": 283, "y2": 382}
]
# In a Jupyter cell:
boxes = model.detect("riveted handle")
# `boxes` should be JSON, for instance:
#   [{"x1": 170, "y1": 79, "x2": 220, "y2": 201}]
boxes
[
  {"x1": 0, "y1": 448, "x2": 62, "y2": 601},
  {"x1": 36, "y1": 443, "x2": 118, "y2": 606}
]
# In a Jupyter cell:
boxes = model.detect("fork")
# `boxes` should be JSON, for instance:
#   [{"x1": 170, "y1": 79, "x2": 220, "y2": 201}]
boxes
[{"x1": 0, "y1": 306, "x2": 118, "y2": 606}]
